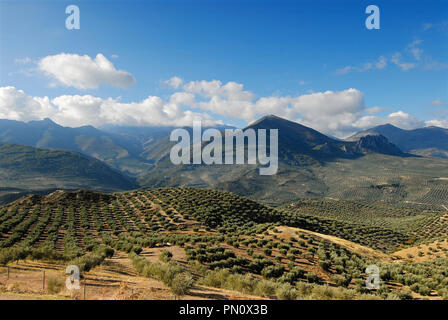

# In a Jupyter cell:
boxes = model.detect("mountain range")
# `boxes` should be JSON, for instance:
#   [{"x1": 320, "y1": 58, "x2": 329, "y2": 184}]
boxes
[
  {"x1": 347, "y1": 123, "x2": 448, "y2": 158},
  {"x1": 1, "y1": 116, "x2": 448, "y2": 205}
]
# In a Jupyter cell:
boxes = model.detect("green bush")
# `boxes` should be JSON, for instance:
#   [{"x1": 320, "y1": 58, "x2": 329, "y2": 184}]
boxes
[
  {"x1": 276, "y1": 284, "x2": 298, "y2": 300},
  {"x1": 47, "y1": 276, "x2": 64, "y2": 294},
  {"x1": 170, "y1": 273, "x2": 195, "y2": 297},
  {"x1": 159, "y1": 250, "x2": 173, "y2": 263}
]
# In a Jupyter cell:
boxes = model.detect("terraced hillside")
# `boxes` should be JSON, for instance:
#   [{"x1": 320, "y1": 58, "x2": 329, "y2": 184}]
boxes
[
  {"x1": 280, "y1": 199, "x2": 448, "y2": 251},
  {"x1": 0, "y1": 187, "x2": 447, "y2": 300}
]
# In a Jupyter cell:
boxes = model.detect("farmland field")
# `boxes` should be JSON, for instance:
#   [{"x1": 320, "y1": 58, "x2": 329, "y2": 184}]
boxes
[{"x1": 1, "y1": 188, "x2": 447, "y2": 300}]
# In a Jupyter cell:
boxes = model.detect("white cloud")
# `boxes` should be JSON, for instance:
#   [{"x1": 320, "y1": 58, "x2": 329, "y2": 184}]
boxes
[
  {"x1": 1, "y1": 79, "x2": 446, "y2": 138},
  {"x1": 0, "y1": 86, "x2": 218, "y2": 128},
  {"x1": 164, "y1": 76, "x2": 183, "y2": 89},
  {"x1": 336, "y1": 38, "x2": 430, "y2": 74},
  {"x1": 391, "y1": 53, "x2": 416, "y2": 71},
  {"x1": 184, "y1": 80, "x2": 255, "y2": 101},
  {"x1": 38, "y1": 53, "x2": 136, "y2": 89},
  {"x1": 425, "y1": 119, "x2": 448, "y2": 128},
  {"x1": 407, "y1": 39, "x2": 423, "y2": 61},
  {"x1": 181, "y1": 79, "x2": 368, "y2": 136},
  {"x1": 353, "y1": 111, "x2": 424, "y2": 133},
  {"x1": 375, "y1": 56, "x2": 387, "y2": 69},
  {"x1": 0, "y1": 86, "x2": 54, "y2": 122},
  {"x1": 366, "y1": 106, "x2": 387, "y2": 114},
  {"x1": 336, "y1": 56, "x2": 387, "y2": 74}
]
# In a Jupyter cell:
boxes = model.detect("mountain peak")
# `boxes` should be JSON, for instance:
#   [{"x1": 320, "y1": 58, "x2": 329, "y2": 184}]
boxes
[
  {"x1": 28, "y1": 117, "x2": 60, "y2": 127},
  {"x1": 376, "y1": 123, "x2": 399, "y2": 129},
  {"x1": 247, "y1": 114, "x2": 292, "y2": 127},
  {"x1": 355, "y1": 134, "x2": 404, "y2": 156}
]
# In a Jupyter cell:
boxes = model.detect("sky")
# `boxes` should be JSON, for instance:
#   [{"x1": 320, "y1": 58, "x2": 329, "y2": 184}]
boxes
[{"x1": 0, "y1": 0, "x2": 447, "y2": 138}]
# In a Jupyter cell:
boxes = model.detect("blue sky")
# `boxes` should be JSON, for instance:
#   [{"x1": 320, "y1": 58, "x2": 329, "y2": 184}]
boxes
[{"x1": 0, "y1": 0, "x2": 447, "y2": 137}]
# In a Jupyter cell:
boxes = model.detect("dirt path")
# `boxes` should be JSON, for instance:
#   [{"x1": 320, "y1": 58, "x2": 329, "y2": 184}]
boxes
[{"x1": 275, "y1": 226, "x2": 393, "y2": 263}]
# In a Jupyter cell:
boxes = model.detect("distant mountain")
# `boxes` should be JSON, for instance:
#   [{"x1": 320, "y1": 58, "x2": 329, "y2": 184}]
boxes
[
  {"x1": 4, "y1": 116, "x2": 446, "y2": 206},
  {"x1": 0, "y1": 142, "x2": 137, "y2": 203},
  {"x1": 348, "y1": 124, "x2": 448, "y2": 158},
  {"x1": 246, "y1": 115, "x2": 405, "y2": 162},
  {"x1": 138, "y1": 115, "x2": 419, "y2": 204},
  {"x1": 0, "y1": 119, "x2": 235, "y2": 176},
  {"x1": 354, "y1": 134, "x2": 405, "y2": 156},
  {"x1": 0, "y1": 118, "x2": 162, "y2": 175},
  {"x1": 100, "y1": 124, "x2": 235, "y2": 163}
]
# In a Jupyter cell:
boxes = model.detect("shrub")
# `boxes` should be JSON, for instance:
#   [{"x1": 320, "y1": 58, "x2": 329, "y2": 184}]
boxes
[
  {"x1": 254, "y1": 280, "x2": 277, "y2": 297},
  {"x1": 68, "y1": 246, "x2": 114, "y2": 273},
  {"x1": 261, "y1": 265, "x2": 285, "y2": 279},
  {"x1": 276, "y1": 284, "x2": 298, "y2": 300},
  {"x1": 306, "y1": 272, "x2": 319, "y2": 283},
  {"x1": 47, "y1": 276, "x2": 64, "y2": 294},
  {"x1": 319, "y1": 260, "x2": 330, "y2": 271},
  {"x1": 160, "y1": 250, "x2": 173, "y2": 263},
  {"x1": 170, "y1": 273, "x2": 195, "y2": 297}
]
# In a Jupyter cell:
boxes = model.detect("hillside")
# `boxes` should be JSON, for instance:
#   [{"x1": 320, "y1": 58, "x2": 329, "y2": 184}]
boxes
[
  {"x1": 0, "y1": 187, "x2": 447, "y2": 300},
  {"x1": 0, "y1": 142, "x2": 137, "y2": 203},
  {"x1": 0, "y1": 119, "x2": 154, "y2": 175}
]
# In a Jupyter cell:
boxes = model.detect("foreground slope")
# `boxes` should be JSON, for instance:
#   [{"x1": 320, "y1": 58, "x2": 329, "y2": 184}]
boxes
[{"x1": 0, "y1": 187, "x2": 447, "y2": 300}]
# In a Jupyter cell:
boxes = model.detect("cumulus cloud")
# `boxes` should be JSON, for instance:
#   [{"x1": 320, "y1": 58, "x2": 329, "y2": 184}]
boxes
[
  {"x1": 1, "y1": 78, "x2": 446, "y2": 137},
  {"x1": 366, "y1": 106, "x2": 387, "y2": 114},
  {"x1": 353, "y1": 111, "x2": 424, "y2": 132},
  {"x1": 0, "y1": 86, "x2": 55, "y2": 122},
  {"x1": 38, "y1": 53, "x2": 136, "y2": 89},
  {"x1": 164, "y1": 76, "x2": 183, "y2": 89},
  {"x1": 425, "y1": 119, "x2": 448, "y2": 128},
  {"x1": 181, "y1": 79, "x2": 365, "y2": 135},
  {"x1": 0, "y1": 86, "x2": 218, "y2": 128}
]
